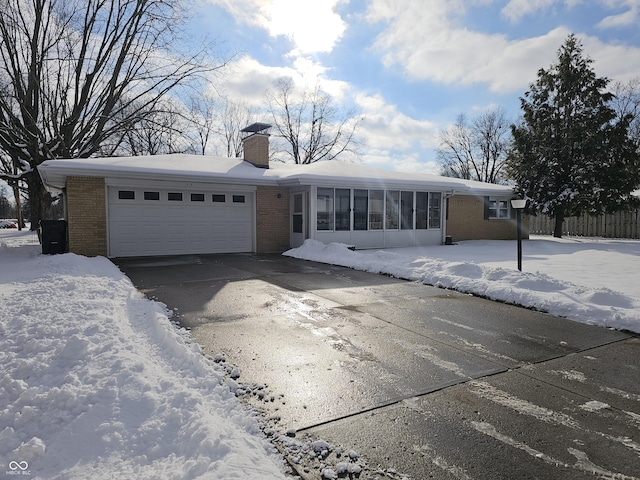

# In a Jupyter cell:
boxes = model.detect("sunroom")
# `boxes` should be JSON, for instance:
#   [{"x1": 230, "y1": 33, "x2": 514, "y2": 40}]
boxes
[
  {"x1": 275, "y1": 163, "x2": 454, "y2": 249},
  {"x1": 305, "y1": 186, "x2": 444, "y2": 248},
  {"x1": 275, "y1": 159, "x2": 519, "y2": 250}
]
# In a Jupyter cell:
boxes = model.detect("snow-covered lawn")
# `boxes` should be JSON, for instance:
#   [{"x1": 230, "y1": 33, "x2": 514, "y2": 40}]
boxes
[
  {"x1": 284, "y1": 236, "x2": 640, "y2": 334},
  {"x1": 2, "y1": 229, "x2": 639, "y2": 479},
  {"x1": 0, "y1": 230, "x2": 287, "y2": 479}
]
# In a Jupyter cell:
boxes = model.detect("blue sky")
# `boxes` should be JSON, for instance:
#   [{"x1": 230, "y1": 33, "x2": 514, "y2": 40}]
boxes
[{"x1": 187, "y1": 1, "x2": 638, "y2": 173}]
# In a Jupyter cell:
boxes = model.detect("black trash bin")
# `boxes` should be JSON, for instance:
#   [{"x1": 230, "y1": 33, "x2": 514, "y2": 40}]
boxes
[{"x1": 39, "y1": 220, "x2": 68, "y2": 254}]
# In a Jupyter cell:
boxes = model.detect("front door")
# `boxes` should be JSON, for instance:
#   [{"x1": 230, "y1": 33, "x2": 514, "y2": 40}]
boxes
[{"x1": 291, "y1": 192, "x2": 307, "y2": 248}]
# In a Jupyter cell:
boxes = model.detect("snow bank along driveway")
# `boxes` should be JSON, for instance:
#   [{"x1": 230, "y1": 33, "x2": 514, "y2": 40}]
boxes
[
  {"x1": 285, "y1": 236, "x2": 640, "y2": 334},
  {"x1": 0, "y1": 231, "x2": 287, "y2": 480}
]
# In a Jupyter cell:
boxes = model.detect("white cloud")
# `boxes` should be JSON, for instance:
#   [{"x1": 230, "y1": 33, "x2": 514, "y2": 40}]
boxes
[
  {"x1": 213, "y1": 54, "x2": 351, "y2": 107},
  {"x1": 205, "y1": 0, "x2": 346, "y2": 54},
  {"x1": 366, "y1": 0, "x2": 640, "y2": 92},
  {"x1": 501, "y1": 0, "x2": 639, "y2": 27},
  {"x1": 583, "y1": 35, "x2": 640, "y2": 83},
  {"x1": 215, "y1": 55, "x2": 292, "y2": 106},
  {"x1": 355, "y1": 93, "x2": 439, "y2": 151},
  {"x1": 501, "y1": 0, "x2": 585, "y2": 23},
  {"x1": 263, "y1": 0, "x2": 346, "y2": 53},
  {"x1": 598, "y1": 0, "x2": 640, "y2": 28},
  {"x1": 367, "y1": 0, "x2": 565, "y2": 92},
  {"x1": 363, "y1": 150, "x2": 441, "y2": 175}
]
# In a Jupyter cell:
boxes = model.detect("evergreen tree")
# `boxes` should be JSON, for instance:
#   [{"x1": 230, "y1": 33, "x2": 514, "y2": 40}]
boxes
[{"x1": 508, "y1": 34, "x2": 640, "y2": 238}]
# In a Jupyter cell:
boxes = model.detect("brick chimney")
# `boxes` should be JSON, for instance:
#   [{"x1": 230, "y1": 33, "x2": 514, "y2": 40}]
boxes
[{"x1": 241, "y1": 123, "x2": 271, "y2": 169}]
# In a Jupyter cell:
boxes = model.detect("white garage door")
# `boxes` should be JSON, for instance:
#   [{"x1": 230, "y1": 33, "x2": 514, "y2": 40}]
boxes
[{"x1": 108, "y1": 186, "x2": 254, "y2": 257}]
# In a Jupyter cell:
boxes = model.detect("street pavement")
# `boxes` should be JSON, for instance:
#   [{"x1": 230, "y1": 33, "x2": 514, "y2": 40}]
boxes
[{"x1": 114, "y1": 253, "x2": 640, "y2": 480}]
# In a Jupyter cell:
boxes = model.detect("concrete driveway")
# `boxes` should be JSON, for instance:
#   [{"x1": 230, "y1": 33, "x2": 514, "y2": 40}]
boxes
[{"x1": 114, "y1": 253, "x2": 640, "y2": 480}]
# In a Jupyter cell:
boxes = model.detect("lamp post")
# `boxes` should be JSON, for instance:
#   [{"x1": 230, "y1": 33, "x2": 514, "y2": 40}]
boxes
[{"x1": 511, "y1": 199, "x2": 527, "y2": 271}]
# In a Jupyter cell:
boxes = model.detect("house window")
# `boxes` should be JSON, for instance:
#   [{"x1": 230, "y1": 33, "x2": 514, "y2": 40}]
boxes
[
  {"x1": 385, "y1": 190, "x2": 399, "y2": 230},
  {"x1": 369, "y1": 190, "x2": 384, "y2": 230},
  {"x1": 212, "y1": 194, "x2": 226, "y2": 202},
  {"x1": 168, "y1": 192, "x2": 183, "y2": 201},
  {"x1": 488, "y1": 197, "x2": 509, "y2": 219},
  {"x1": 400, "y1": 191, "x2": 413, "y2": 230},
  {"x1": 416, "y1": 192, "x2": 442, "y2": 229},
  {"x1": 353, "y1": 189, "x2": 368, "y2": 231},
  {"x1": 317, "y1": 188, "x2": 334, "y2": 230},
  {"x1": 191, "y1": 193, "x2": 205, "y2": 202},
  {"x1": 335, "y1": 188, "x2": 350, "y2": 231},
  {"x1": 118, "y1": 190, "x2": 135, "y2": 200},
  {"x1": 232, "y1": 195, "x2": 245, "y2": 203},
  {"x1": 416, "y1": 192, "x2": 428, "y2": 229},
  {"x1": 143, "y1": 191, "x2": 160, "y2": 201},
  {"x1": 429, "y1": 193, "x2": 441, "y2": 228},
  {"x1": 293, "y1": 193, "x2": 303, "y2": 234}
]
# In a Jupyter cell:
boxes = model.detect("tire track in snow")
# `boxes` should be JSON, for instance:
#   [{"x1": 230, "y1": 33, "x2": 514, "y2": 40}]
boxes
[
  {"x1": 470, "y1": 381, "x2": 580, "y2": 428},
  {"x1": 412, "y1": 444, "x2": 473, "y2": 480},
  {"x1": 437, "y1": 331, "x2": 520, "y2": 365},
  {"x1": 393, "y1": 339, "x2": 470, "y2": 379},
  {"x1": 470, "y1": 381, "x2": 640, "y2": 457},
  {"x1": 472, "y1": 422, "x2": 640, "y2": 480}
]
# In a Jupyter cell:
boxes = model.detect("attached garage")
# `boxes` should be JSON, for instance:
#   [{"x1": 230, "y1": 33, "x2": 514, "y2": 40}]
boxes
[{"x1": 107, "y1": 184, "x2": 255, "y2": 257}]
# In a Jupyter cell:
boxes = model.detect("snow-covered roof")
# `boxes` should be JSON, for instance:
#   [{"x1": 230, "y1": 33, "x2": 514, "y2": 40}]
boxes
[{"x1": 38, "y1": 154, "x2": 513, "y2": 196}]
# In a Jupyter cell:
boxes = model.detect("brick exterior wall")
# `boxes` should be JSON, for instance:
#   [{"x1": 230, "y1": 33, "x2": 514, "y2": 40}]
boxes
[
  {"x1": 256, "y1": 186, "x2": 290, "y2": 252},
  {"x1": 66, "y1": 176, "x2": 108, "y2": 257},
  {"x1": 243, "y1": 134, "x2": 270, "y2": 168},
  {"x1": 446, "y1": 194, "x2": 529, "y2": 242}
]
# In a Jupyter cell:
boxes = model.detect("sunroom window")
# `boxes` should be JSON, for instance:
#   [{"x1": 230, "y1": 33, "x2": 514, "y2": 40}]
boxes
[
  {"x1": 353, "y1": 189, "x2": 368, "y2": 231},
  {"x1": 335, "y1": 189, "x2": 351, "y2": 231},
  {"x1": 416, "y1": 192, "x2": 442, "y2": 229},
  {"x1": 317, "y1": 188, "x2": 334, "y2": 231},
  {"x1": 429, "y1": 193, "x2": 441, "y2": 228},
  {"x1": 369, "y1": 190, "x2": 384, "y2": 230},
  {"x1": 385, "y1": 190, "x2": 399, "y2": 230},
  {"x1": 400, "y1": 191, "x2": 413, "y2": 230}
]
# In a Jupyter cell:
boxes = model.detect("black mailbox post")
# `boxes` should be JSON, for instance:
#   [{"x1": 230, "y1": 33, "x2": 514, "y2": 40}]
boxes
[{"x1": 39, "y1": 220, "x2": 68, "y2": 255}]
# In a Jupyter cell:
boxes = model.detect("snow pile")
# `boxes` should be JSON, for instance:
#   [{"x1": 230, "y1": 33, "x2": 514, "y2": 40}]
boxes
[
  {"x1": 271, "y1": 434, "x2": 410, "y2": 480},
  {"x1": 0, "y1": 231, "x2": 286, "y2": 479},
  {"x1": 284, "y1": 238, "x2": 640, "y2": 333}
]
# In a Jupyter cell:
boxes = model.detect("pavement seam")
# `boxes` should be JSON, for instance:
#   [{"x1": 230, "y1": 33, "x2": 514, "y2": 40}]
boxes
[{"x1": 296, "y1": 335, "x2": 636, "y2": 434}]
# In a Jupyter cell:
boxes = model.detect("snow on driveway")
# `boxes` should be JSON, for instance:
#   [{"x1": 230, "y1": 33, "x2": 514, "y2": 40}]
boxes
[{"x1": 0, "y1": 230, "x2": 287, "y2": 479}]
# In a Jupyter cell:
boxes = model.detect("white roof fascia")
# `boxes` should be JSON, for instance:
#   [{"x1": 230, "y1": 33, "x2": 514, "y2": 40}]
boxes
[
  {"x1": 276, "y1": 175, "x2": 471, "y2": 193},
  {"x1": 38, "y1": 155, "x2": 515, "y2": 197},
  {"x1": 37, "y1": 156, "x2": 278, "y2": 193}
]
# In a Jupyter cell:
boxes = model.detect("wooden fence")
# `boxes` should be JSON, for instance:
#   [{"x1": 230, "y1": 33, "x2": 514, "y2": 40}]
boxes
[{"x1": 528, "y1": 209, "x2": 640, "y2": 239}]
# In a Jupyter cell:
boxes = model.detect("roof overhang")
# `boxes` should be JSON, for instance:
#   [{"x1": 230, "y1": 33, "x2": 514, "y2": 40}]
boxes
[
  {"x1": 37, "y1": 154, "x2": 279, "y2": 194},
  {"x1": 37, "y1": 155, "x2": 515, "y2": 198}
]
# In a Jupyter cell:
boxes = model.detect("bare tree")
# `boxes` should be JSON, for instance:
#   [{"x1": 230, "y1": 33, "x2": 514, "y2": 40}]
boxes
[
  {"x1": 219, "y1": 99, "x2": 255, "y2": 158},
  {"x1": 437, "y1": 109, "x2": 511, "y2": 184},
  {"x1": 0, "y1": 183, "x2": 14, "y2": 218},
  {"x1": 183, "y1": 95, "x2": 256, "y2": 157},
  {"x1": 187, "y1": 95, "x2": 220, "y2": 156},
  {"x1": 0, "y1": 0, "x2": 225, "y2": 228},
  {"x1": 437, "y1": 114, "x2": 474, "y2": 180},
  {"x1": 611, "y1": 77, "x2": 640, "y2": 148},
  {"x1": 267, "y1": 78, "x2": 360, "y2": 164},
  {"x1": 105, "y1": 99, "x2": 196, "y2": 156}
]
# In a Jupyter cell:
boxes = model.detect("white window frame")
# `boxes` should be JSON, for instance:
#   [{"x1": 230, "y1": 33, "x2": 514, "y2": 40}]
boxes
[{"x1": 488, "y1": 197, "x2": 510, "y2": 219}]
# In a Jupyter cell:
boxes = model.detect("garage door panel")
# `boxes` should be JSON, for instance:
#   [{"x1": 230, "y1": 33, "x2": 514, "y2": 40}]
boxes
[{"x1": 108, "y1": 188, "x2": 254, "y2": 257}]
